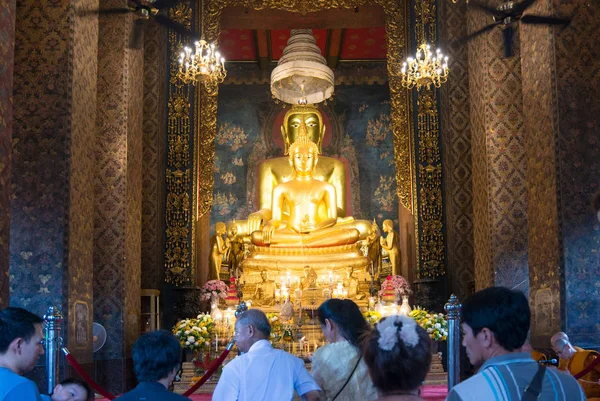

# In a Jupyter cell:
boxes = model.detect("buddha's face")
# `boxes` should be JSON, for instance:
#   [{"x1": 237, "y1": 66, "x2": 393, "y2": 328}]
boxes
[
  {"x1": 282, "y1": 110, "x2": 325, "y2": 153},
  {"x1": 291, "y1": 145, "x2": 318, "y2": 175}
]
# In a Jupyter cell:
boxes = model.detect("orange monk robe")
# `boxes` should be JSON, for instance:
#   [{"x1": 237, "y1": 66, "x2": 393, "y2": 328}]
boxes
[
  {"x1": 560, "y1": 348, "x2": 600, "y2": 400},
  {"x1": 531, "y1": 350, "x2": 546, "y2": 362}
]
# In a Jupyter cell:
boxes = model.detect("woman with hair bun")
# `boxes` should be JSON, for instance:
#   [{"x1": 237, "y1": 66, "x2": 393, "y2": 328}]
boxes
[
  {"x1": 363, "y1": 315, "x2": 432, "y2": 400},
  {"x1": 311, "y1": 299, "x2": 377, "y2": 401}
]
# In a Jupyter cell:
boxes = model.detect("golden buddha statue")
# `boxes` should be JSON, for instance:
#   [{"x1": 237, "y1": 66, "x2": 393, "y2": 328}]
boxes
[
  {"x1": 250, "y1": 123, "x2": 363, "y2": 248},
  {"x1": 237, "y1": 104, "x2": 369, "y2": 240},
  {"x1": 236, "y1": 105, "x2": 371, "y2": 301}
]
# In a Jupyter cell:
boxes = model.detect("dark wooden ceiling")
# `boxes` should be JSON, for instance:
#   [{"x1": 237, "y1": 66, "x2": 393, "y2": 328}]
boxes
[{"x1": 218, "y1": 6, "x2": 388, "y2": 69}]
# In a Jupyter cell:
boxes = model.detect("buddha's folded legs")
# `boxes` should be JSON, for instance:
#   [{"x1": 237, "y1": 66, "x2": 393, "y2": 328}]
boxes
[{"x1": 251, "y1": 226, "x2": 360, "y2": 248}]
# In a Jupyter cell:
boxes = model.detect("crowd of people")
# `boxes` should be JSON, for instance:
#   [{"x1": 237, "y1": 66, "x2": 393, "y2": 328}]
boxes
[{"x1": 1, "y1": 283, "x2": 598, "y2": 401}]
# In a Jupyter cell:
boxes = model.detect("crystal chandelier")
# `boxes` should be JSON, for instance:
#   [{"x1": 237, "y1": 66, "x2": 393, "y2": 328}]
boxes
[
  {"x1": 178, "y1": 39, "x2": 226, "y2": 85},
  {"x1": 400, "y1": 43, "x2": 449, "y2": 90}
]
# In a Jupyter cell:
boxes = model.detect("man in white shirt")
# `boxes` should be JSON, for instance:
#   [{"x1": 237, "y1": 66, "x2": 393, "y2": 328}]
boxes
[{"x1": 213, "y1": 309, "x2": 320, "y2": 401}]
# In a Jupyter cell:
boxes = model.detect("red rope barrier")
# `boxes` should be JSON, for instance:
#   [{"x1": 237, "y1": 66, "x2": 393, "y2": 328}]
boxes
[
  {"x1": 183, "y1": 341, "x2": 235, "y2": 397},
  {"x1": 62, "y1": 348, "x2": 116, "y2": 400}
]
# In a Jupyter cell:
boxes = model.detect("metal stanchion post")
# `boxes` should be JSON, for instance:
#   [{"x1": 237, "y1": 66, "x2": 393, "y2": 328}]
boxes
[
  {"x1": 43, "y1": 306, "x2": 63, "y2": 394},
  {"x1": 444, "y1": 294, "x2": 461, "y2": 391}
]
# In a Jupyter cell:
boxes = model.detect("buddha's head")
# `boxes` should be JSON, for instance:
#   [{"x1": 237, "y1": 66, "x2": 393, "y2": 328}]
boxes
[
  {"x1": 288, "y1": 121, "x2": 320, "y2": 176},
  {"x1": 281, "y1": 104, "x2": 326, "y2": 155}
]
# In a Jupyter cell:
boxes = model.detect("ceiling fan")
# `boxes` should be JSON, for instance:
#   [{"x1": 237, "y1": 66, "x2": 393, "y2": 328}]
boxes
[
  {"x1": 79, "y1": 0, "x2": 199, "y2": 49},
  {"x1": 462, "y1": 0, "x2": 571, "y2": 57}
]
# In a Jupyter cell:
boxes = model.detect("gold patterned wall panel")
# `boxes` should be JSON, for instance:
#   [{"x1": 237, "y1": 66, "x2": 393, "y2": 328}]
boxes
[
  {"x1": 165, "y1": 1, "x2": 195, "y2": 285},
  {"x1": 412, "y1": 0, "x2": 445, "y2": 279},
  {"x1": 466, "y1": 5, "x2": 492, "y2": 290},
  {"x1": 439, "y1": 0, "x2": 474, "y2": 299},
  {"x1": 142, "y1": 21, "x2": 167, "y2": 290}
]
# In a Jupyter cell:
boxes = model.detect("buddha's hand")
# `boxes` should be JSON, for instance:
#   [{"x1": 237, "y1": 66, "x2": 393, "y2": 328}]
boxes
[
  {"x1": 262, "y1": 222, "x2": 276, "y2": 244},
  {"x1": 248, "y1": 212, "x2": 265, "y2": 233}
]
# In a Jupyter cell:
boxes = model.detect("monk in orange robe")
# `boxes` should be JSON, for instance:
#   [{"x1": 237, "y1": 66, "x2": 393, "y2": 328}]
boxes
[{"x1": 551, "y1": 332, "x2": 600, "y2": 400}]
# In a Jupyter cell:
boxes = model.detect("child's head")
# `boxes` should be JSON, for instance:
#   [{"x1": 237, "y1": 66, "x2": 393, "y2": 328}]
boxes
[{"x1": 51, "y1": 378, "x2": 93, "y2": 401}]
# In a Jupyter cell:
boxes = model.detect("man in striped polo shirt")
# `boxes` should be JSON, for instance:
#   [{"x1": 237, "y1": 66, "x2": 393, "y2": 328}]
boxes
[{"x1": 446, "y1": 287, "x2": 584, "y2": 401}]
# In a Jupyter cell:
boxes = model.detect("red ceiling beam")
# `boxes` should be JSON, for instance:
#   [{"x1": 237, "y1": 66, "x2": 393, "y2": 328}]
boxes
[
  {"x1": 326, "y1": 29, "x2": 344, "y2": 69},
  {"x1": 255, "y1": 29, "x2": 271, "y2": 76}
]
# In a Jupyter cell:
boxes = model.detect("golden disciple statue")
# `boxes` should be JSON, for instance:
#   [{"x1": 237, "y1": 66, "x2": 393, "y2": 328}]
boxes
[
  {"x1": 250, "y1": 124, "x2": 363, "y2": 248},
  {"x1": 238, "y1": 104, "x2": 369, "y2": 239},
  {"x1": 366, "y1": 219, "x2": 382, "y2": 277},
  {"x1": 380, "y1": 219, "x2": 400, "y2": 276},
  {"x1": 226, "y1": 221, "x2": 244, "y2": 279},
  {"x1": 209, "y1": 222, "x2": 230, "y2": 280}
]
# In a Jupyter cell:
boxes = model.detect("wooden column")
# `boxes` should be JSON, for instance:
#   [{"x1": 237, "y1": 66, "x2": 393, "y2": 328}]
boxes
[
  {"x1": 11, "y1": 0, "x2": 98, "y2": 377},
  {"x1": 93, "y1": 0, "x2": 143, "y2": 393},
  {"x1": 0, "y1": 0, "x2": 16, "y2": 307},
  {"x1": 521, "y1": 0, "x2": 600, "y2": 347},
  {"x1": 467, "y1": 2, "x2": 529, "y2": 292}
]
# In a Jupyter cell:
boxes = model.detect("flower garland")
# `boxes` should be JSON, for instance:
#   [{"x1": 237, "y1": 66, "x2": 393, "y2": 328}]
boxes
[
  {"x1": 409, "y1": 307, "x2": 448, "y2": 341},
  {"x1": 266, "y1": 312, "x2": 281, "y2": 339},
  {"x1": 172, "y1": 313, "x2": 214, "y2": 351},
  {"x1": 199, "y1": 280, "x2": 228, "y2": 302},
  {"x1": 363, "y1": 310, "x2": 382, "y2": 326}
]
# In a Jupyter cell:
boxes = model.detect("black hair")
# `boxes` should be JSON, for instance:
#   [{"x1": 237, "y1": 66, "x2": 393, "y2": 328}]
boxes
[
  {"x1": 363, "y1": 316, "x2": 432, "y2": 393},
  {"x1": 0, "y1": 307, "x2": 44, "y2": 353},
  {"x1": 317, "y1": 299, "x2": 370, "y2": 348},
  {"x1": 132, "y1": 330, "x2": 182, "y2": 382},
  {"x1": 461, "y1": 286, "x2": 530, "y2": 351},
  {"x1": 236, "y1": 309, "x2": 271, "y2": 337},
  {"x1": 58, "y1": 377, "x2": 94, "y2": 401}
]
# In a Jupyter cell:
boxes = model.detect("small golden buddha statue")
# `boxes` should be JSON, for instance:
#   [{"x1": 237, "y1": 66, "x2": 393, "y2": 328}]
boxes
[
  {"x1": 253, "y1": 269, "x2": 275, "y2": 306},
  {"x1": 237, "y1": 104, "x2": 369, "y2": 239},
  {"x1": 250, "y1": 124, "x2": 362, "y2": 248},
  {"x1": 300, "y1": 266, "x2": 318, "y2": 290},
  {"x1": 209, "y1": 222, "x2": 230, "y2": 280},
  {"x1": 380, "y1": 219, "x2": 400, "y2": 276}
]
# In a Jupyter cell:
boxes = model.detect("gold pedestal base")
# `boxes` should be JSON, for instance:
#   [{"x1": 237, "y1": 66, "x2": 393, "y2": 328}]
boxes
[{"x1": 241, "y1": 243, "x2": 369, "y2": 273}]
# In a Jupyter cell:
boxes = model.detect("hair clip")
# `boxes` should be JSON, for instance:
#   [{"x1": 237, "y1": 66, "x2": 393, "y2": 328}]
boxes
[{"x1": 377, "y1": 315, "x2": 419, "y2": 351}]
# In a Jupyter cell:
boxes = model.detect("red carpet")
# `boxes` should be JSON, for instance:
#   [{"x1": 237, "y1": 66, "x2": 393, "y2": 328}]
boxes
[{"x1": 101, "y1": 385, "x2": 448, "y2": 400}]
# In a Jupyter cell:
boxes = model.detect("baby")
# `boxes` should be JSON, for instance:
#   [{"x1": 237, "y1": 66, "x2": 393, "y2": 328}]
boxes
[{"x1": 41, "y1": 378, "x2": 93, "y2": 401}]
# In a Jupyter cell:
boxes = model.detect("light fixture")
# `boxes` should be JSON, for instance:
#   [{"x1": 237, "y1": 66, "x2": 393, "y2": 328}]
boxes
[
  {"x1": 271, "y1": 29, "x2": 334, "y2": 105},
  {"x1": 400, "y1": 43, "x2": 449, "y2": 90},
  {"x1": 178, "y1": 40, "x2": 226, "y2": 85},
  {"x1": 177, "y1": 0, "x2": 226, "y2": 85}
]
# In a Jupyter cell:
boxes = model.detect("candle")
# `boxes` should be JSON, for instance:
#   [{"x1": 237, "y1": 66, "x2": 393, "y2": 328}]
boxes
[{"x1": 215, "y1": 334, "x2": 219, "y2": 353}]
